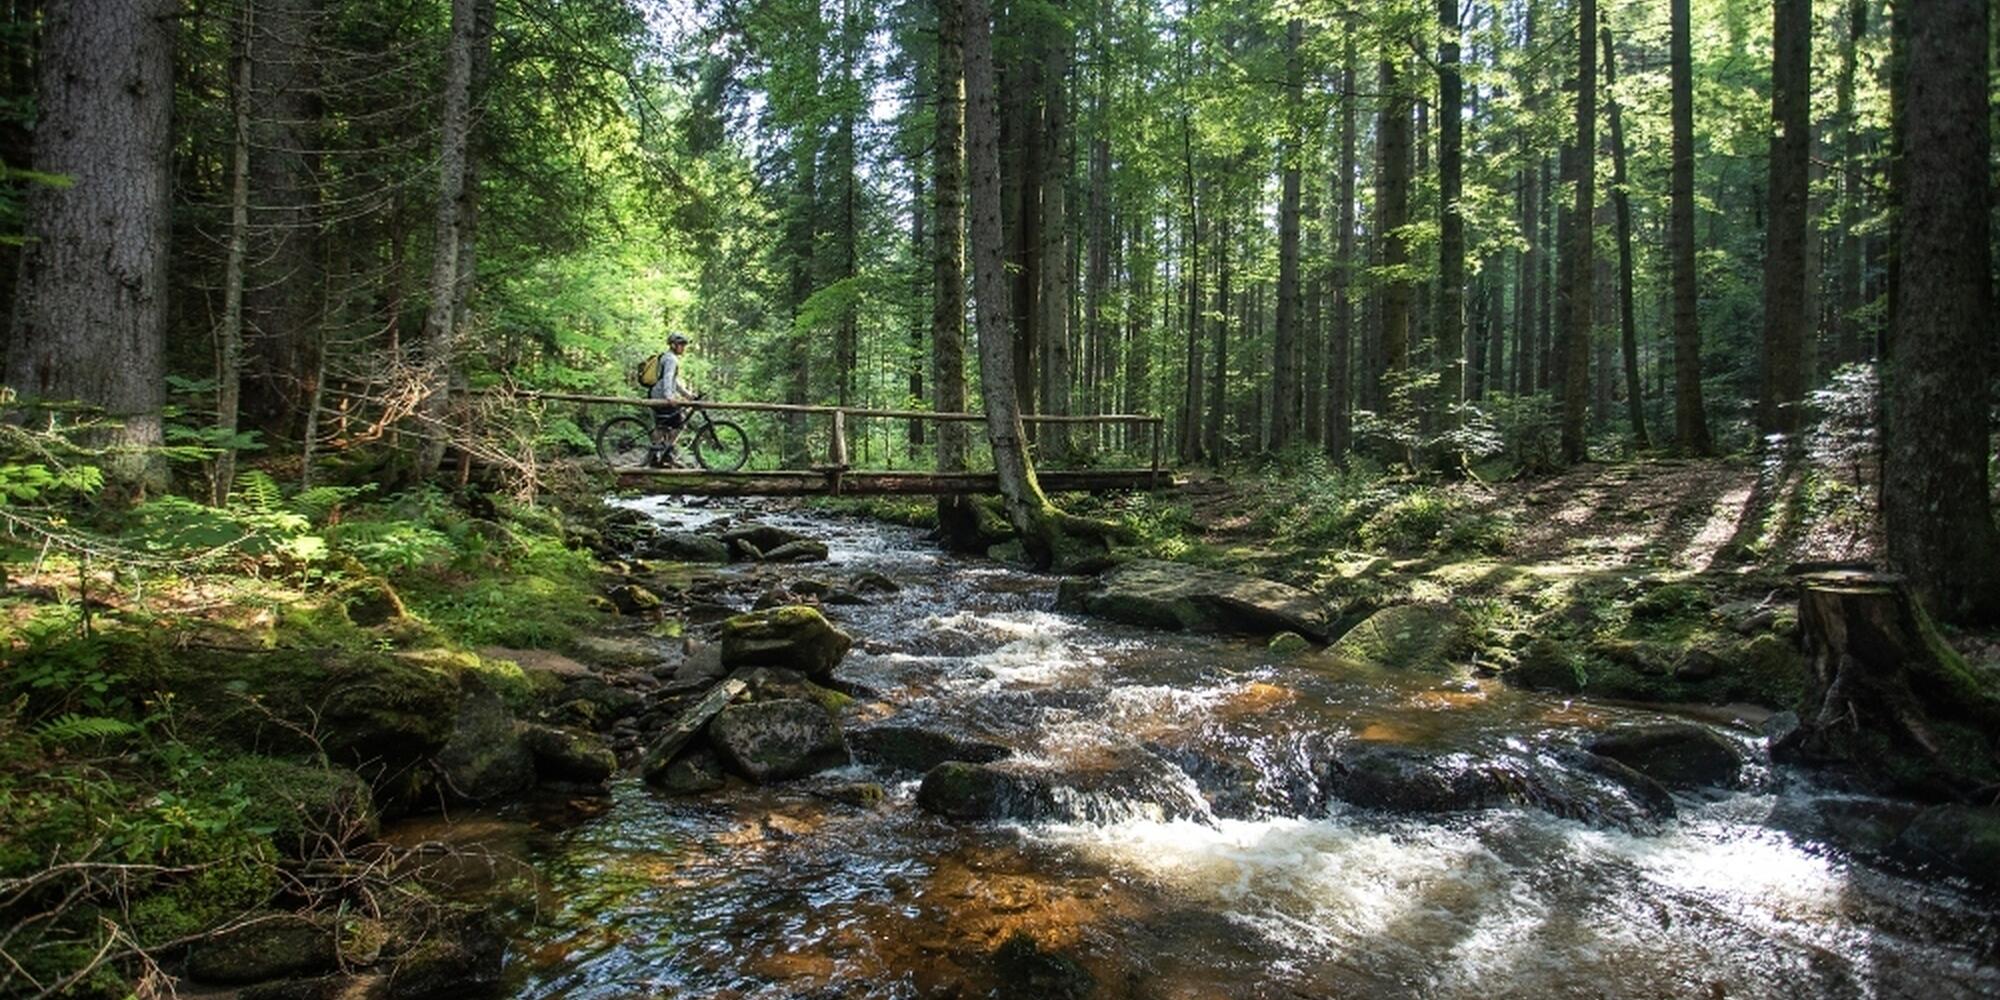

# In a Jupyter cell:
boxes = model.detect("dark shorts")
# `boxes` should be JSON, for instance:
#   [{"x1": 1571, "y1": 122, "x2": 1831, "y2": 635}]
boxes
[{"x1": 653, "y1": 406, "x2": 686, "y2": 431}]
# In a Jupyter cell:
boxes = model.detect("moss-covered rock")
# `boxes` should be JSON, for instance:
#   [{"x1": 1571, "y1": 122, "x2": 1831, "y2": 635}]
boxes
[
  {"x1": 650, "y1": 747, "x2": 729, "y2": 796},
  {"x1": 720, "y1": 523, "x2": 813, "y2": 554},
  {"x1": 848, "y1": 724, "x2": 1011, "y2": 773},
  {"x1": 708, "y1": 698, "x2": 849, "y2": 783},
  {"x1": 606, "y1": 583, "x2": 662, "y2": 615},
  {"x1": 760, "y1": 539, "x2": 830, "y2": 563},
  {"x1": 1324, "y1": 604, "x2": 1473, "y2": 672},
  {"x1": 334, "y1": 576, "x2": 409, "y2": 628},
  {"x1": 385, "y1": 909, "x2": 506, "y2": 1000},
  {"x1": 1268, "y1": 631, "x2": 1313, "y2": 657},
  {"x1": 211, "y1": 756, "x2": 379, "y2": 853},
  {"x1": 1585, "y1": 723, "x2": 1743, "y2": 789},
  {"x1": 185, "y1": 915, "x2": 337, "y2": 985},
  {"x1": 519, "y1": 724, "x2": 617, "y2": 785},
  {"x1": 1506, "y1": 638, "x2": 1586, "y2": 694},
  {"x1": 1894, "y1": 805, "x2": 2000, "y2": 889},
  {"x1": 638, "y1": 531, "x2": 730, "y2": 564},
  {"x1": 434, "y1": 674, "x2": 534, "y2": 802},
  {"x1": 719, "y1": 606, "x2": 853, "y2": 682},
  {"x1": 1057, "y1": 559, "x2": 1332, "y2": 639},
  {"x1": 992, "y1": 931, "x2": 1095, "y2": 1000},
  {"x1": 1629, "y1": 582, "x2": 1710, "y2": 623}
]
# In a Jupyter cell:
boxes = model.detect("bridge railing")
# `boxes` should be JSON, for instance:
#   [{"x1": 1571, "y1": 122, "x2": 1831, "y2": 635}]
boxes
[{"x1": 496, "y1": 390, "x2": 1167, "y2": 493}]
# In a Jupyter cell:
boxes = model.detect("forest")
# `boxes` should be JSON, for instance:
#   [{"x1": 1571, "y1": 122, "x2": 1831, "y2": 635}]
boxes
[{"x1": 2, "y1": 0, "x2": 1999, "y2": 997}]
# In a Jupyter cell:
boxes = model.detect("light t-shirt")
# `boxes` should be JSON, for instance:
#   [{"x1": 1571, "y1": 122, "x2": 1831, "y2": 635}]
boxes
[{"x1": 648, "y1": 350, "x2": 687, "y2": 401}]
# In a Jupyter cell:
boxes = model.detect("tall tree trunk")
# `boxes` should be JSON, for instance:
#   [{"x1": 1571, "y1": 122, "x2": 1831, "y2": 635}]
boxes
[
  {"x1": 1559, "y1": 0, "x2": 1595, "y2": 465},
  {"x1": 1328, "y1": 39, "x2": 1356, "y2": 462},
  {"x1": 1179, "y1": 60, "x2": 1204, "y2": 464},
  {"x1": 1207, "y1": 205, "x2": 1229, "y2": 461},
  {"x1": 1085, "y1": 68, "x2": 1110, "y2": 445},
  {"x1": 415, "y1": 0, "x2": 477, "y2": 480},
  {"x1": 783, "y1": 139, "x2": 817, "y2": 466},
  {"x1": 241, "y1": 0, "x2": 321, "y2": 439},
  {"x1": 1005, "y1": 27, "x2": 1041, "y2": 426},
  {"x1": 1039, "y1": 25, "x2": 1073, "y2": 459},
  {"x1": 1270, "y1": 17, "x2": 1304, "y2": 450},
  {"x1": 4, "y1": 0, "x2": 174, "y2": 492},
  {"x1": 1670, "y1": 0, "x2": 1713, "y2": 454},
  {"x1": 1833, "y1": 0, "x2": 1867, "y2": 367},
  {"x1": 909, "y1": 152, "x2": 927, "y2": 446},
  {"x1": 1304, "y1": 181, "x2": 1323, "y2": 446},
  {"x1": 835, "y1": 0, "x2": 860, "y2": 407},
  {"x1": 1377, "y1": 54, "x2": 1412, "y2": 462},
  {"x1": 1603, "y1": 22, "x2": 1649, "y2": 448},
  {"x1": 1758, "y1": 0, "x2": 1810, "y2": 444},
  {"x1": 932, "y1": 0, "x2": 975, "y2": 543},
  {"x1": 963, "y1": 0, "x2": 1057, "y2": 564},
  {"x1": 1882, "y1": 0, "x2": 2000, "y2": 624},
  {"x1": 1434, "y1": 0, "x2": 1465, "y2": 470},
  {"x1": 1515, "y1": 163, "x2": 1536, "y2": 397},
  {"x1": 215, "y1": 0, "x2": 253, "y2": 504}
]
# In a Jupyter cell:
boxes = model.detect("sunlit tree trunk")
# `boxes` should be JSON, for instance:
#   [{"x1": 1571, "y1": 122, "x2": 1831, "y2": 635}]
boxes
[
  {"x1": 1603, "y1": 21, "x2": 1648, "y2": 448},
  {"x1": 1559, "y1": 0, "x2": 1595, "y2": 464},
  {"x1": 1270, "y1": 17, "x2": 1304, "y2": 451},
  {"x1": 4, "y1": 0, "x2": 174, "y2": 492},
  {"x1": 1328, "y1": 34, "x2": 1356, "y2": 463},
  {"x1": 1376, "y1": 53, "x2": 1412, "y2": 461},
  {"x1": 1758, "y1": 0, "x2": 1810, "y2": 445},
  {"x1": 1882, "y1": 0, "x2": 2000, "y2": 624},
  {"x1": 415, "y1": 0, "x2": 477, "y2": 479},
  {"x1": 1670, "y1": 0, "x2": 1713, "y2": 454},
  {"x1": 216, "y1": 2, "x2": 254, "y2": 504},
  {"x1": 1434, "y1": 0, "x2": 1464, "y2": 471}
]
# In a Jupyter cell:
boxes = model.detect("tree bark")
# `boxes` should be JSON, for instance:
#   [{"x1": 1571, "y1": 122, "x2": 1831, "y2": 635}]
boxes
[
  {"x1": 932, "y1": 0, "x2": 977, "y2": 546},
  {"x1": 415, "y1": 0, "x2": 477, "y2": 479},
  {"x1": 1434, "y1": 0, "x2": 1465, "y2": 470},
  {"x1": 1207, "y1": 200, "x2": 1229, "y2": 461},
  {"x1": 1039, "y1": 23, "x2": 1074, "y2": 459},
  {"x1": 241, "y1": 0, "x2": 322, "y2": 439},
  {"x1": 1780, "y1": 572, "x2": 2000, "y2": 797},
  {"x1": 1881, "y1": 0, "x2": 2000, "y2": 625},
  {"x1": 1603, "y1": 21, "x2": 1648, "y2": 448},
  {"x1": 1179, "y1": 41, "x2": 1204, "y2": 465},
  {"x1": 1669, "y1": 0, "x2": 1712, "y2": 454},
  {"x1": 1559, "y1": 0, "x2": 1595, "y2": 465},
  {"x1": 783, "y1": 138, "x2": 818, "y2": 467},
  {"x1": 964, "y1": 0, "x2": 1057, "y2": 565},
  {"x1": 1328, "y1": 38, "x2": 1356, "y2": 462},
  {"x1": 1270, "y1": 17, "x2": 1304, "y2": 451},
  {"x1": 1376, "y1": 54, "x2": 1412, "y2": 453},
  {"x1": 4, "y1": 0, "x2": 174, "y2": 491},
  {"x1": 1833, "y1": 0, "x2": 1867, "y2": 367},
  {"x1": 216, "y1": 1, "x2": 254, "y2": 504},
  {"x1": 1758, "y1": 0, "x2": 1811, "y2": 444}
]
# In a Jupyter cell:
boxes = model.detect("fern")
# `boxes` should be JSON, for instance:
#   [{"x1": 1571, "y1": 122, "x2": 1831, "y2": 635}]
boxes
[
  {"x1": 35, "y1": 713, "x2": 139, "y2": 745},
  {"x1": 229, "y1": 470, "x2": 284, "y2": 515}
]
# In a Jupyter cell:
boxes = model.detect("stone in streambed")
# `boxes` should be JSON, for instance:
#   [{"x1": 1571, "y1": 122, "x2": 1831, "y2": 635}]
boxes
[
  {"x1": 606, "y1": 583, "x2": 662, "y2": 615},
  {"x1": 652, "y1": 747, "x2": 729, "y2": 795},
  {"x1": 1584, "y1": 723, "x2": 1743, "y2": 790},
  {"x1": 639, "y1": 531, "x2": 730, "y2": 564},
  {"x1": 761, "y1": 539, "x2": 830, "y2": 563},
  {"x1": 916, "y1": 753, "x2": 1209, "y2": 825},
  {"x1": 1056, "y1": 559, "x2": 1331, "y2": 640},
  {"x1": 186, "y1": 914, "x2": 337, "y2": 985},
  {"x1": 721, "y1": 523, "x2": 812, "y2": 555},
  {"x1": 434, "y1": 674, "x2": 534, "y2": 802},
  {"x1": 720, "y1": 605, "x2": 853, "y2": 682},
  {"x1": 1895, "y1": 805, "x2": 2000, "y2": 890},
  {"x1": 519, "y1": 724, "x2": 617, "y2": 785},
  {"x1": 1322, "y1": 604, "x2": 1473, "y2": 672},
  {"x1": 708, "y1": 698, "x2": 850, "y2": 783},
  {"x1": 849, "y1": 724, "x2": 1011, "y2": 773}
]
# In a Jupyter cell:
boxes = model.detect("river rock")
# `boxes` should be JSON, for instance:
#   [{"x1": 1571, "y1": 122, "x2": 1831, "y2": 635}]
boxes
[
  {"x1": 708, "y1": 698, "x2": 850, "y2": 782},
  {"x1": 1323, "y1": 604, "x2": 1474, "y2": 671},
  {"x1": 639, "y1": 677, "x2": 747, "y2": 783},
  {"x1": 237, "y1": 974, "x2": 387, "y2": 1000},
  {"x1": 435, "y1": 675, "x2": 534, "y2": 802},
  {"x1": 1584, "y1": 723, "x2": 1743, "y2": 789},
  {"x1": 186, "y1": 915, "x2": 337, "y2": 985},
  {"x1": 652, "y1": 747, "x2": 729, "y2": 795},
  {"x1": 849, "y1": 724, "x2": 1012, "y2": 773},
  {"x1": 1056, "y1": 559, "x2": 1331, "y2": 640},
  {"x1": 721, "y1": 523, "x2": 812, "y2": 555},
  {"x1": 992, "y1": 932, "x2": 1095, "y2": 1000},
  {"x1": 520, "y1": 724, "x2": 617, "y2": 785},
  {"x1": 1505, "y1": 638, "x2": 1585, "y2": 694},
  {"x1": 761, "y1": 539, "x2": 830, "y2": 563},
  {"x1": 720, "y1": 605, "x2": 853, "y2": 682},
  {"x1": 385, "y1": 911, "x2": 506, "y2": 1000},
  {"x1": 851, "y1": 571, "x2": 900, "y2": 594},
  {"x1": 557, "y1": 676, "x2": 644, "y2": 725},
  {"x1": 640, "y1": 531, "x2": 730, "y2": 564},
  {"x1": 1894, "y1": 805, "x2": 2000, "y2": 889},
  {"x1": 916, "y1": 753, "x2": 1209, "y2": 825},
  {"x1": 1322, "y1": 744, "x2": 1508, "y2": 814},
  {"x1": 606, "y1": 583, "x2": 663, "y2": 615}
]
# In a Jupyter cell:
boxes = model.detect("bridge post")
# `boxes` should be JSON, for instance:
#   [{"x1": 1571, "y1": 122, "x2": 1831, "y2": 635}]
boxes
[
  {"x1": 1149, "y1": 418, "x2": 1162, "y2": 490},
  {"x1": 829, "y1": 408, "x2": 849, "y2": 496}
]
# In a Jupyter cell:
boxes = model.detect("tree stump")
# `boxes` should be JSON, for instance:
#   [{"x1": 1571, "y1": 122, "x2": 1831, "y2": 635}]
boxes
[{"x1": 1781, "y1": 571, "x2": 2000, "y2": 800}]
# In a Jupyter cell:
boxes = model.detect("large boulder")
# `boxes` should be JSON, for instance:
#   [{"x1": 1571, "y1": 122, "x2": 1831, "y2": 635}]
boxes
[
  {"x1": 1894, "y1": 805, "x2": 2000, "y2": 890},
  {"x1": 1055, "y1": 559, "x2": 1331, "y2": 640},
  {"x1": 434, "y1": 675, "x2": 535, "y2": 802},
  {"x1": 385, "y1": 910, "x2": 506, "y2": 1000},
  {"x1": 849, "y1": 724, "x2": 1011, "y2": 773},
  {"x1": 719, "y1": 606, "x2": 853, "y2": 682},
  {"x1": 1321, "y1": 743, "x2": 1674, "y2": 828},
  {"x1": 1584, "y1": 723, "x2": 1743, "y2": 790},
  {"x1": 639, "y1": 531, "x2": 730, "y2": 564},
  {"x1": 186, "y1": 915, "x2": 337, "y2": 985},
  {"x1": 708, "y1": 699, "x2": 850, "y2": 783},
  {"x1": 916, "y1": 753, "x2": 1210, "y2": 825},
  {"x1": 1322, "y1": 744, "x2": 1507, "y2": 814},
  {"x1": 1323, "y1": 604, "x2": 1474, "y2": 672},
  {"x1": 519, "y1": 724, "x2": 617, "y2": 785},
  {"x1": 720, "y1": 523, "x2": 812, "y2": 555},
  {"x1": 760, "y1": 539, "x2": 830, "y2": 563}
]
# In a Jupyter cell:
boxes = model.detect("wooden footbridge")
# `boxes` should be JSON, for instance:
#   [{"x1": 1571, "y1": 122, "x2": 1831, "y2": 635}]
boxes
[{"x1": 516, "y1": 391, "x2": 1179, "y2": 497}]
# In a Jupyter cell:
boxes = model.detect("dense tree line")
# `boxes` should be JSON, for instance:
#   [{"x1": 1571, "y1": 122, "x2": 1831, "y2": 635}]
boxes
[{"x1": 0, "y1": 0, "x2": 1994, "y2": 619}]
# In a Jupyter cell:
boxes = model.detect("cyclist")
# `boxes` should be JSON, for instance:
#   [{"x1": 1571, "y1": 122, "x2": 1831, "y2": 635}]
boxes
[{"x1": 648, "y1": 332, "x2": 697, "y2": 467}]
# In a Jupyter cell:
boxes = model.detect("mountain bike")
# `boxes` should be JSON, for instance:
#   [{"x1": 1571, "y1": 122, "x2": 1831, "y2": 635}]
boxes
[{"x1": 594, "y1": 395, "x2": 751, "y2": 472}]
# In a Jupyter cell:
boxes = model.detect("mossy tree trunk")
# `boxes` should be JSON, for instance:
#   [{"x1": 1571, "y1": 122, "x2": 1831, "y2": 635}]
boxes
[{"x1": 1782, "y1": 572, "x2": 2000, "y2": 800}]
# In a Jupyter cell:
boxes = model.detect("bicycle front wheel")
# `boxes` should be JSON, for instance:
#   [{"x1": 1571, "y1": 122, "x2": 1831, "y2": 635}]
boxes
[
  {"x1": 693, "y1": 420, "x2": 750, "y2": 472},
  {"x1": 595, "y1": 414, "x2": 655, "y2": 468}
]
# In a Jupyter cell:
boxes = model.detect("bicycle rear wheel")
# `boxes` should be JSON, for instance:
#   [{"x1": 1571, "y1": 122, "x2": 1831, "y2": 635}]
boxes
[
  {"x1": 693, "y1": 420, "x2": 750, "y2": 472},
  {"x1": 595, "y1": 415, "x2": 655, "y2": 468}
]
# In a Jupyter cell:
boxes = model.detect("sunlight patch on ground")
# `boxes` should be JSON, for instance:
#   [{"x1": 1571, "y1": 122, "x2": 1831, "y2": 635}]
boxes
[{"x1": 1681, "y1": 483, "x2": 1755, "y2": 566}]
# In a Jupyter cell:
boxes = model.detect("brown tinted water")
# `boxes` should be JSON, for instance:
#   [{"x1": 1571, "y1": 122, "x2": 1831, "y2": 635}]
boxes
[{"x1": 469, "y1": 500, "x2": 1998, "y2": 999}]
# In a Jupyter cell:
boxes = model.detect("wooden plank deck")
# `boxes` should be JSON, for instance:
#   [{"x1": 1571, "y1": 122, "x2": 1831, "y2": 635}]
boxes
[{"x1": 612, "y1": 467, "x2": 1178, "y2": 496}]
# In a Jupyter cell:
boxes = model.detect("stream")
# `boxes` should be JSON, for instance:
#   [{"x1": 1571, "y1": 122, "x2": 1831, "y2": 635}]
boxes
[{"x1": 446, "y1": 500, "x2": 2000, "y2": 998}]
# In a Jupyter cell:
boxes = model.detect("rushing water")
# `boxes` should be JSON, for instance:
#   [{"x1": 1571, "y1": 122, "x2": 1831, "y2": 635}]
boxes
[{"x1": 476, "y1": 500, "x2": 1997, "y2": 999}]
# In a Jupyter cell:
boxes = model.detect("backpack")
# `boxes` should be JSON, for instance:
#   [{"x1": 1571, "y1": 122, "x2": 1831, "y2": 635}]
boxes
[{"x1": 635, "y1": 352, "x2": 665, "y2": 388}]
